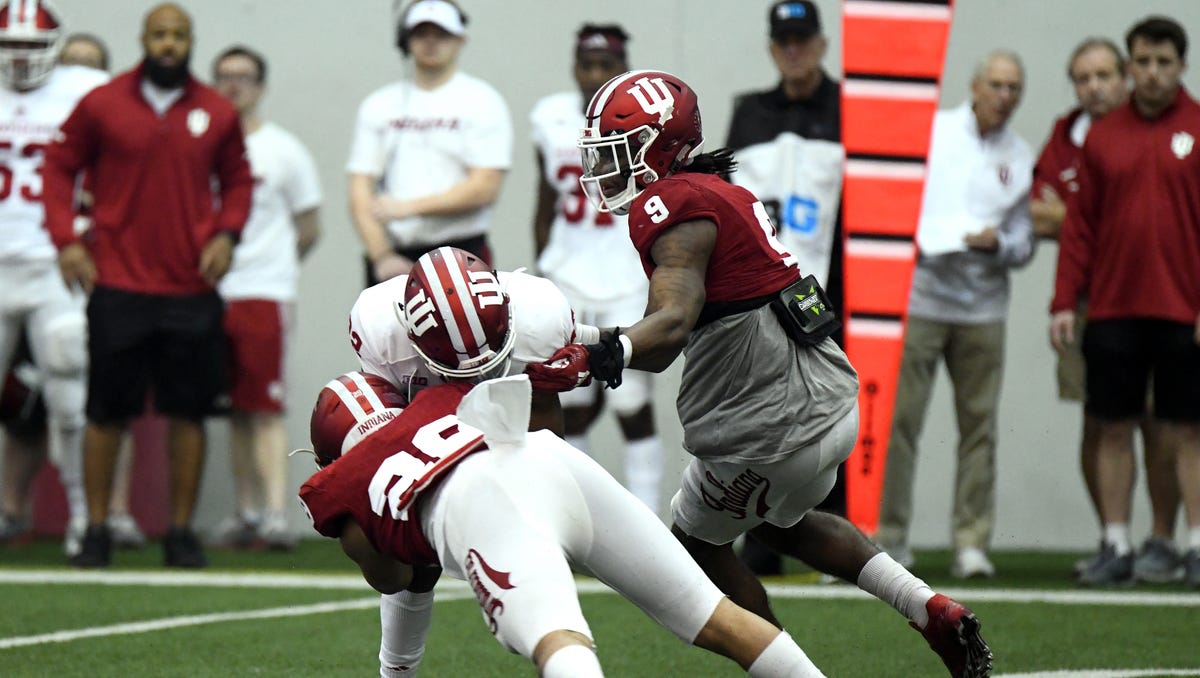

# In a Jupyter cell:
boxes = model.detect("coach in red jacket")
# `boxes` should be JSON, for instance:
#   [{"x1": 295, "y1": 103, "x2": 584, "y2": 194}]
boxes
[
  {"x1": 42, "y1": 3, "x2": 252, "y2": 569},
  {"x1": 1050, "y1": 16, "x2": 1200, "y2": 589}
]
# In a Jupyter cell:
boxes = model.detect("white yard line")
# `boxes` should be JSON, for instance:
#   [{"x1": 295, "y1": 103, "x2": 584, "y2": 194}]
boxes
[
  {"x1": 0, "y1": 569, "x2": 1197, "y2": 656},
  {"x1": 2, "y1": 569, "x2": 1198, "y2": 606},
  {"x1": 999, "y1": 671, "x2": 1200, "y2": 677}
]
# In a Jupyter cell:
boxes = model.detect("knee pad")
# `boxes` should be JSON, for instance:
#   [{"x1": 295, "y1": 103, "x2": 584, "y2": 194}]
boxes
[
  {"x1": 42, "y1": 373, "x2": 87, "y2": 429},
  {"x1": 39, "y1": 312, "x2": 88, "y2": 376}
]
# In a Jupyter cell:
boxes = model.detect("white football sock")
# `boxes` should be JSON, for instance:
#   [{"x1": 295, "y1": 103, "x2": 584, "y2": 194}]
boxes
[
  {"x1": 857, "y1": 552, "x2": 935, "y2": 628},
  {"x1": 748, "y1": 631, "x2": 825, "y2": 677},
  {"x1": 1103, "y1": 523, "x2": 1132, "y2": 556},
  {"x1": 1188, "y1": 526, "x2": 1200, "y2": 551},
  {"x1": 624, "y1": 436, "x2": 662, "y2": 512},
  {"x1": 540, "y1": 644, "x2": 602, "y2": 678},
  {"x1": 379, "y1": 590, "x2": 434, "y2": 677}
]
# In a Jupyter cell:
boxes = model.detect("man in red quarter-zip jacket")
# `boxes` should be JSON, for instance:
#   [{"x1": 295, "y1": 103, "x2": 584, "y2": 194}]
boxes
[
  {"x1": 41, "y1": 3, "x2": 252, "y2": 569},
  {"x1": 1051, "y1": 15, "x2": 1200, "y2": 589}
]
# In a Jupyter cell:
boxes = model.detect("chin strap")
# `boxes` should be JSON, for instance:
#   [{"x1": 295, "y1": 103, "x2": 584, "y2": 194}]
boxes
[{"x1": 586, "y1": 328, "x2": 626, "y2": 389}]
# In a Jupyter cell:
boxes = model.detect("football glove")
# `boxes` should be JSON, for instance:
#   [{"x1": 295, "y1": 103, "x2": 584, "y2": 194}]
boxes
[{"x1": 525, "y1": 344, "x2": 592, "y2": 392}]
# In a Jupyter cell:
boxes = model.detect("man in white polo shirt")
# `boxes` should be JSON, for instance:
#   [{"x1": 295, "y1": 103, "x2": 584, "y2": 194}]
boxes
[
  {"x1": 877, "y1": 50, "x2": 1034, "y2": 579},
  {"x1": 210, "y1": 45, "x2": 322, "y2": 550},
  {"x1": 348, "y1": 0, "x2": 512, "y2": 287}
]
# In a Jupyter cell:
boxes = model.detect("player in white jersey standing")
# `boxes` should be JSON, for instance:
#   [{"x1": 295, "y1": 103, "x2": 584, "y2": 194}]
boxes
[
  {"x1": 0, "y1": 0, "x2": 108, "y2": 556},
  {"x1": 209, "y1": 45, "x2": 322, "y2": 550},
  {"x1": 530, "y1": 23, "x2": 663, "y2": 512}
]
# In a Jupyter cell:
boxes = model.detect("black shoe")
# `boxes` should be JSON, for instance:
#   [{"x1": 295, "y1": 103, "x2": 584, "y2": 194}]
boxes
[
  {"x1": 1078, "y1": 542, "x2": 1133, "y2": 586},
  {"x1": 69, "y1": 524, "x2": 112, "y2": 568},
  {"x1": 163, "y1": 527, "x2": 209, "y2": 568}
]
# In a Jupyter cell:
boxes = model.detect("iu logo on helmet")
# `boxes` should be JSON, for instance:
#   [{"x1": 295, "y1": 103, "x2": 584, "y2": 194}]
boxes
[
  {"x1": 406, "y1": 288, "x2": 439, "y2": 338},
  {"x1": 628, "y1": 76, "x2": 675, "y2": 124}
]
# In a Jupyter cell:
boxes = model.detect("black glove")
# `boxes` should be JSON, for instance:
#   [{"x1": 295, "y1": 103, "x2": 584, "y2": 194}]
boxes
[{"x1": 586, "y1": 328, "x2": 625, "y2": 389}]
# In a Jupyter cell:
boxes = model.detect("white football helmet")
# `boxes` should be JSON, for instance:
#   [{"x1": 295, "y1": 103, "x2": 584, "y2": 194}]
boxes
[{"x1": 0, "y1": 0, "x2": 63, "y2": 90}]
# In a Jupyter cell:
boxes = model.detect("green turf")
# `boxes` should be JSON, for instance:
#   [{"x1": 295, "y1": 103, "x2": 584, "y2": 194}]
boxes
[{"x1": 2, "y1": 542, "x2": 1198, "y2": 677}]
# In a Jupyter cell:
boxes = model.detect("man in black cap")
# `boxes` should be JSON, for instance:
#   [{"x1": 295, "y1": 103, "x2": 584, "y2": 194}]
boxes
[{"x1": 726, "y1": 0, "x2": 847, "y2": 577}]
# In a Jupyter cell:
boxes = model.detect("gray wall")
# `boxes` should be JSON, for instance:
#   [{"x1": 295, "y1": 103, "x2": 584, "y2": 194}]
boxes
[{"x1": 51, "y1": 0, "x2": 1200, "y2": 550}]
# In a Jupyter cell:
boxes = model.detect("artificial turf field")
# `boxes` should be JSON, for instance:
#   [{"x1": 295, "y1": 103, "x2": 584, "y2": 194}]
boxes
[{"x1": 2, "y1": 540, "x2": 1198, "y2": 677}]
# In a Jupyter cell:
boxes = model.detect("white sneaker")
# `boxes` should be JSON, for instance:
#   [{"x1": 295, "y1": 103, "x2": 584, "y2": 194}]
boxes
[
  {"x1": 258, "y1": 512, "x2": 296, "y2": 551},
  {"x1": 951, "y1": 547, "x2": 995, "y2": 579},
  {"x1": 208, "y1": 515, "x2": 260, "y2": 549},
  {"x1": 108, "y1": 513, "x2": 147, "y2": 549},
  {"x1": 63, "y1": 516, "x2": 87, "y2": 558}
]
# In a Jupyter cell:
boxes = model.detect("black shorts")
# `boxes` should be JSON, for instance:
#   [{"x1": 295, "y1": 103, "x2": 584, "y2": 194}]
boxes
[
  {"x1": 86, "y1": 286, "x2": 227, "y2": 423},
  {"x1": 1083, "y1": 317, "x2": 1200, "y2": 422},
  {"x1": 363, "y1": 235, "x2": 492, "y2": 288}
]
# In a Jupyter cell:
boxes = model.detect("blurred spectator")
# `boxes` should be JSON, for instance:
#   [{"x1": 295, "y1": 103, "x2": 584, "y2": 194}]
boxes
[
  {"x1": 347, "y1": 0, "x2": 511, "y2": 287},
  {"x1": 530, "y1": 23, "x2": 662, "y2": 513},
  {"x1": 1050, "y1": 16, "x2": 1200, "y2": 588},
  {"x1": 43, "y1": 3, "x2": 253, "y2": 568},
  {"x1": 209, "y1": 45, "x2": 321, "y2": 551},
  {"x1": 0, "y1": 0, "x2": 108, "y2": 555},
  {"x1": 877, "y1": 50, "x2": 1035, "y2": 579},
  {"x1": 58, "y1": 32, "x2": 108, "y2": 71},
  {"x1": 725, "y1": 0, "x2": 847, "y2": 576},
  {"x1": 1034, "y1": 37, "x2": 1181, "y2": 584}
]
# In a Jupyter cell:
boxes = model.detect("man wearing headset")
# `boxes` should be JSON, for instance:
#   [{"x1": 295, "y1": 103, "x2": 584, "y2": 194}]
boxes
[{"x1": 347, "y1": 0, "x2": 513, "y2": 288}]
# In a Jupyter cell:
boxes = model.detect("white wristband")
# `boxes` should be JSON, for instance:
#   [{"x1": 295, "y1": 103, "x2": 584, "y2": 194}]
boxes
[{"x1": 618, "y1": 334, "x2": 633, "y2": 367}]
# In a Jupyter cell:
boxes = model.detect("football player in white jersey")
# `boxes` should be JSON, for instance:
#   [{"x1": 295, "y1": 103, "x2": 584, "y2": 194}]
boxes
[
  {"x1": 530, "y1": 23, "x2": 664, "y2": 513},
  {"x1": 0, "y1": 0, "x2": 108, "y2": 556},
  {"x1": 210, "y1": 45, "x2": 322, "y2": 551}
]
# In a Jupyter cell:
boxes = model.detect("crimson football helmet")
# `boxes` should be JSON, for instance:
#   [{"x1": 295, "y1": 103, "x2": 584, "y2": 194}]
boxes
[
  {"x1": 403, "y1": 247, "x2": 515, "y2": 381},
  {"x1": 309, "y1": 371, "x2": 406, "y2": 468},
  {"x1": 0, "y1": 0, "x2": 63, "y2": 90},
  {"x1": 577, "y1": 69, "x2": 704, "y2": 215}
]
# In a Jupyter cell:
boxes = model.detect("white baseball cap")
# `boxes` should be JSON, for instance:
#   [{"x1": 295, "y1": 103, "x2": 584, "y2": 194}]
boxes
[{"x1": 404, "y1": 0, "x2": 466, "y2": 37}]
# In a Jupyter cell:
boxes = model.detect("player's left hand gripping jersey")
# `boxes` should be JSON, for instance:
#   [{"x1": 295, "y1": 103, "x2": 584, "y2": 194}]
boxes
[
  {"x1": 348, "y1": 270, "x2": 577, "y2": 399},
  {"x1": 299, "y1": 380, "x2": 483, "y2": 565}
]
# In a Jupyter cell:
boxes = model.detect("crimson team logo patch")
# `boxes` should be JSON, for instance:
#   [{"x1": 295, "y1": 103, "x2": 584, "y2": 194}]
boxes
[
  {"x1": 1171, "y1": 131, "x2": 1194, "y2": 159},
  {"x1": 465, "y1": 548, "x2": 515, "y2": 634},
  {"x1": 187, "y1": 108, "x2": 210, "y2": 137}
]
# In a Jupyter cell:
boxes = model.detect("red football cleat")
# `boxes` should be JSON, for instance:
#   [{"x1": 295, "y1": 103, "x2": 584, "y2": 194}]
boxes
[{"x1": 911, "y1": 594, "x2": 993, "y2": 678}]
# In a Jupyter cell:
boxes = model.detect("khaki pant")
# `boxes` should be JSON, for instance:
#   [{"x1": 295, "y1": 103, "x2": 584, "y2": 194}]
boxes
[{"x1": 877, "y1": 316, "x2": 1005, "y2": 551}]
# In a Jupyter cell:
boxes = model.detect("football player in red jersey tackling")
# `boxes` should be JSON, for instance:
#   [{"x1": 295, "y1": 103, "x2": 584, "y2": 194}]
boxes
[
  {"x1": 525, "y1": 70, "x2": 993, "y2": 678},
  {"x1": 300, "y1": 248, "x2": 827, "y2": 676}
]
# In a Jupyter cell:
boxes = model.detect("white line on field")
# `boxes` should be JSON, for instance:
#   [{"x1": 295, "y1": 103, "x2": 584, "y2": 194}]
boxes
[
  {"x1": 2, "y1": 569, "x2": 1197, "y2": 607},
  {"x1": 0, "y1": 589, "x2": 476, "y2": 650},
  {"x1": 998, "y1": 671, "x2": 1200, "y2": 677}
]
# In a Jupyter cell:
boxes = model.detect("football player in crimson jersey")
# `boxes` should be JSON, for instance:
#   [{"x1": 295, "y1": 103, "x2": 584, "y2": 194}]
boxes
[
  {"x1": 346, "y1": 247, "x2": 592, "y2": 676},
  {"x1": 0, "y1": 0, "x2": 108, "y2": 556},
  {"x1": 525, "y1": 70, "x2": 993, "y2": 678},
  {"x1": 299, "y1": 249, "x2": 826, "y2": 677}
]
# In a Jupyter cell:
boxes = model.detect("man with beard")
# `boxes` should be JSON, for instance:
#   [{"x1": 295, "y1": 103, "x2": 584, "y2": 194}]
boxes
[{"x1": 42, "y1": 2, "x2": 253, "y2": 568}]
